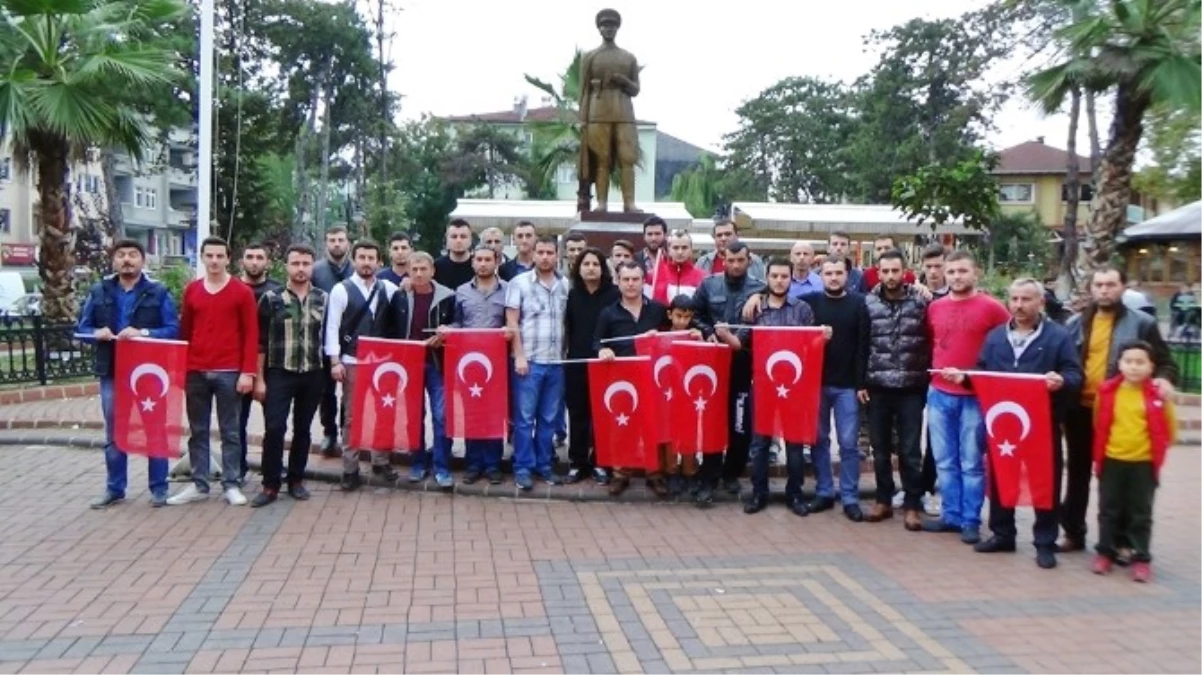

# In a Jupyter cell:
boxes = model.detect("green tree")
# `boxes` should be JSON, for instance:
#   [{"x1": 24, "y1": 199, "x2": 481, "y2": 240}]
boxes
[
  {"x1": 523, "y1": 50, "x2": 583, "y2": 196},
  {"x1": 890, "y1": 151, "x2": 1002, "y2": 232},
  {"x1": 442, "y1": 124, "x2": 528, "y2": 199},
  {"x1": 1132, "y1": 103, "x2": 1202, "y2": 204},
  {"x1": 0, "y1": 0, "x2": 185, "y2": 322},
  {"x1": 1026, "y1": 0, "x2": 1202, "y2": 285},
  {"x1": 669, "y1": 155, "x2": 764, "y2": 218},
  {"x1": 983, "y1": 212, "x2": 1052, "y2": 276},
  {"x1": 388, "y1": 116, "x2": 463, "y2": 252}
]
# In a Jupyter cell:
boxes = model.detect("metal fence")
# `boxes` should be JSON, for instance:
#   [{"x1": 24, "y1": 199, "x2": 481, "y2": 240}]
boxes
[
  {"x1": 0, "y1": 316, "x2": 95, "y2": 386},
  {"x1": 1167, "y1": 337, "x2": 1201, "y2": 395}
]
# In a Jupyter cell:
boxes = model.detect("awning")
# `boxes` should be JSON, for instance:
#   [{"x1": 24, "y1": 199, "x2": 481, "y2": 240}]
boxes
[
  {"x1": 449, "y1": 200, "x2": 694, "y2": 232},
  {"x1": 729, "y1": 202, "x2": 975, "y2": 238},
  {"x1": 1120, "y1": 201, "x2": 1201, "y2": 243}
]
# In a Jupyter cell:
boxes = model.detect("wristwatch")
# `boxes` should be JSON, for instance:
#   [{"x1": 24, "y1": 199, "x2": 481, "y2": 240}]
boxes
[{"x1": 139, "y1": 329, "x2": 149, "y2": 337}]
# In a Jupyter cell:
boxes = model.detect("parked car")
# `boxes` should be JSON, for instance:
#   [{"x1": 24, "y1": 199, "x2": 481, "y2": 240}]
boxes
[{"x1": 2, "y1": 292, "x2": 42, "y2": 317}]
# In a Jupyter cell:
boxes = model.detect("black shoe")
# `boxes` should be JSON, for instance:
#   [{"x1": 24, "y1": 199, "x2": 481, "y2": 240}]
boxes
[
  {"x1": 667, "y1": 475, "x2": 684, "y2": 497},
  {"x1": 592, "y1": 467, "x2": 610, "y2": 485},
  {"x1": 807, "y1": 497, "x2": 836, "y2": 514},
  {"x1": 789, "y1": 499, "x2": 810, "y2": 517},
  {"x1": 695, "y1": 484, "x2": 714, "y2": 507},
  {"x1": 723, "y1": 478, "x2": 742, "y2": 495},
  {"x1": 973, "y1": 536, "x2": 1017, "y2": 553},
  {"x1": 340, "y1": 472, "x2": 361, "y2": 491},
  {"x1": 462, "y1": 470, "x2": 482, "y2": 485},
  {"x1": 843, "y1": 504, "x2": 864, "y2": 522},
  {"x1": 486, "y1": 469, "x2": 503, "y2": 485},
  {"x1": 320, "y1": 436, "x2": 340, "y2": 458},
  {"x1": 250, "y1": 491, "x2": 277, "y2": 508},
  {"x1": 743, "y1": 497, "x2": 767, "y2": 514},
  {"x1": 922, "y1": 519, "x2": 960, "y2": 533},
  {"x1": 565, "y1": 468, "x2": 585, "y2": 484},
  {"x1": 686, "y1": 477, "x2": 700, "y2": 496},
  {"x1": 372, "y1": 465, "x2": 399, "y2": 484},
  {"x1": 1036, "y1": 547, "x2": 1058, "y2": 569},
  {"x1": 287, "y1": 483, "x2": 310, "y2": 501},
  {"x1": 90, "y1": 492, "x2": 124, "y2": 510},
  {"x1": 960, "y1": 527, "x2": 981, "y2": 545}
]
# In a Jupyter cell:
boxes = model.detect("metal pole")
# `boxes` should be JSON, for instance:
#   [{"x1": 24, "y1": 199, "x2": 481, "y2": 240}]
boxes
[{"x1": 195, "y1": 0, "x2": 215, "y2": 273}]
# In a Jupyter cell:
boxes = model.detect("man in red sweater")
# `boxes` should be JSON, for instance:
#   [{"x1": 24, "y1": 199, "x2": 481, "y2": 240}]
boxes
[
  {"x1": 651, "y1": 231, "x2": 705, "y2": 304},
  {"x1": 859, "y1": 235, "x2": 916, "y2": 292},
  {"x1": 168, "y1": 236, "x2": 260, "y2": 507}
]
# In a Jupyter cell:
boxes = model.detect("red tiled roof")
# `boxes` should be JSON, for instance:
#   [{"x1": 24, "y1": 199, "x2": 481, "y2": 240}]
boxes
[
  {"x1": 994, "y1": 140, "x2": 1092, "y2": 175},
  {"x1": 443, "y1": 105, "x2": 654, "y2": 126}
]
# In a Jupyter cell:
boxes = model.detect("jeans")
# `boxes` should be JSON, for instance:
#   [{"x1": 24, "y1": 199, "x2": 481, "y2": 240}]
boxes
[
  {"x1": 926, "y1": 387, "x2": 985, "y2": 530},
  {"x1": 239, "y1": 394, "x2": 261, "y2": 479},
  {"x1": 512, "y1": 362, "x2": 563, "y2": 478},
  {"x1": 1061, "y1": 401, "x2": 1095, "y2": 542},
  {"x1": 185, "y1": 371, "x2": 243, "y2": 491},
  {"x1": 99, "y1": 377, "x2": 169, "y2": 498},
  {"x1": 340, "y1": 363, "x2": 392, "y2": 474},
  {"x1": 261, "y1": 369, "x2": 324, "y2": 491},
  {"x1": 986, "y1": 428, "x2": 1062, "y2": 548},
  {"x1": 411, "y1": 361, "x2": 450, "y2": 476},
  {"x1": 811, "y1": 386, "x2": 861, "y2": 505},
  {"x1": 867, "y1": 389, "x2": 926, "y2": 509},
  {"x1": 465, "y1": 440, "x2": 503, "y2": 473},
  {"x1": 750, "y1": 434, "x2": 806, "y2": 501}
]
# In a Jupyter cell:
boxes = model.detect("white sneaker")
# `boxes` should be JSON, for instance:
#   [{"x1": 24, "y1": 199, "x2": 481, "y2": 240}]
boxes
[
  {"x1": 166, "y1": 485, "x2": 208, "y2": 505},
  {"x1": 923, "y1": 493, "x2": 941, "y2": 517},
  {"x1": 224, "y1": 487, "x2": 248, "y2": 506},
  {"x1": 891, "y1": 490, "x2": 905, "y2": 509}
]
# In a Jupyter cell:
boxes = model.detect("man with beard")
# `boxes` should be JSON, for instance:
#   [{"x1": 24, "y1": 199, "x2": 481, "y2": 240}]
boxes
[
  {"x1": 798, "y1": 257, "x2": 871, "y2": 521},
  {"x1": 435, "y1": 219, "x2": 476, "y2": 291},
  {"x1": 651, "y1": 230, "x2": 705, "y2": 304},
  {"x1": 499, "y1": 221, "x2": 537, "y2": 281},
  {"x1": 692, "y1": 241, "x2": 766, "y2": 505},
  {"x1": 636, "y1": 216, "x2": 667, "y2": 280},
  {"x1": 860, "y1": 250, "x2": 930, "y2": 530},
  {"x1": 312, "y1": 225, "x2": 352, "y2": 457},
  {"x1": 1060, "y1": 267, "x2": 1176, "y2": 553},
  {"x1": 378, "y1": 231, "x2": 412, "y2": 285},
  {"x1": 238, "y1": 243, "x2": 282, "y2": 480},
  {"x1": 80, "y1": 240, "x2": 180, "y2": 509},
  {"x1": 698, "y1": 219, "x2": 765, "y2": 279},
  {"x1": 250, "y1": 244, "x2": 327, "y2": 507}
]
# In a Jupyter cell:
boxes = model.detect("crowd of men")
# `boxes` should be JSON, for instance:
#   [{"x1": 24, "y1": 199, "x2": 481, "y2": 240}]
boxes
[{"x1": 79, "y1": 215, "x2": 1180, "y2": 572}]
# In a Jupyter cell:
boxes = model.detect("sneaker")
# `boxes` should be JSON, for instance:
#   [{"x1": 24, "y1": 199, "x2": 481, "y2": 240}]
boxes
[
  {"x1": 1131, "y1": 561, "x2": 1152, "y2": 583},
  {"x1": 287, "y1": 483, "x2": 311, "y2": 500},
  {"x1": 921, "y1": 519, "x2": 960, "y2": 534},
  {"x1": 166, "y1": 485, "x2": 208, "y2": 506},
  {"x1": 515, "y1": 474, "x2": 534, "y2": 491},
  {"x1": 224, "y1": 487, "x2": 248, "y2": 506},
  {"x1": 743, "y1": 496, "x2": 768, "y2": 514},
  {"x1": 486, "y1": 469, "x2": 503, "y2": 485},
  {"x1": 723, "y1": 478, "x2": 742, "y2": 495},
  {"x1": 695, "y1": 484, "x2": 714, "y2": 507},
  {"x1": 540, "y1": 471, "x2": 564, "y2": 486},
  {"x1": 408, "y1": 466, "x2": 427, "y2": 484},
  {"x1": 372, "y1": 465, "x2": 399, "y2": 484},
  {"x1": 250, "y1": 490, "x2": 277, "y2": 508},
  {"x1": 565, "y1": 468, "x2": 584, "y2": 484},
  {"x1": 592, "y1": 467, "x2": 609, "y2": 485},
  {"x1": 90, "y1": 492, "x2": 124, "y2": 510},
  {"x1": 320, "y1": 436, "x2": 340, "y2": 458},
  {"x1": 891, "y1": 490, "x2": 905, "y2": 509},
  {"x1": 960, "y1": 527, "x2": 981, "y2": 545},
  {"x1": 340, "y1": 472, "x2": 362, "y2": 492},
  {"x1": 922, "y1": 493, "x2": 941, "y2": 517},
  {"x1": 149, "y1": 493, "x2": 168, "y2": 508},
  {"x1": 435, "y1": 473, "x2": 454, "y2": 489},
  {"x1": 667, "y1": 474, "x2": 684, "y2": 497},
  {"x1": 1091, "y1": 554, "x2": 1114, "y2": 575},
  {"x1": 462, "y1": 470, "x2": 482, "y2": 485}
]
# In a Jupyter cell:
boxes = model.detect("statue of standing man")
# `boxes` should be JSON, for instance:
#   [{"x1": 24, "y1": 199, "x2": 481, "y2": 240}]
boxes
[{"x1": 577, "y1": 8, "x2": 641, "y2": 214}]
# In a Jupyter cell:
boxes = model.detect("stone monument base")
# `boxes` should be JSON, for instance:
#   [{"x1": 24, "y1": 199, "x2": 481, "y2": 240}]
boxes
[{"x1": 570, "y1": 211, "x2": 656, "y2": 254}]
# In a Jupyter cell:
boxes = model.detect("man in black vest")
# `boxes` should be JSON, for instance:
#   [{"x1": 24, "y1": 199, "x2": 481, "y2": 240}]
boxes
[
  {"x1": 312, "y1": 225, "x2": 352, "y2": 457},
  {"x1": 323, "y1": 240, "x2": 398, "y2": 491}
]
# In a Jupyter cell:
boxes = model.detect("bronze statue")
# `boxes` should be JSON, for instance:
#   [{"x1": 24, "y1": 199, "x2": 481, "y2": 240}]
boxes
[{"x1": 577, "y1": 8, "x2": 641, "y2": 214}]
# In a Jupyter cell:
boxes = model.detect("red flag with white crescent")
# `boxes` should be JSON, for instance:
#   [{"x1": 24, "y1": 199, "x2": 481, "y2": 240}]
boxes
[
  {"x1": 634, "y1": 331, "x2": 697, "y2": 444},
  {"x1": 971, "y1": 371, "x2": 1054, "y2": 510},
  {"x1": 588, "y1": 357, "x2": 659, "y2": 470},
  {"x1": 113, "y1": 338, "x2": 188, "y2": 458},
  {"x1": 443, "y1": 329, "x2": 508, "y2": 440},
  {"x1": 752, "y1": 327, "x2": 825, "y2": 444},
  {"x1": 670, "y1": 341, "x2": 731, "y2": 454},
  {"x1": 350, "y1": 337, "x2": 426, "y2": 451}
]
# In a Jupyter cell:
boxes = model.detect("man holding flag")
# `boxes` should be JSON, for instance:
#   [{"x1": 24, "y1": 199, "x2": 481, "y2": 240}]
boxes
[
  {"x1": 79, "y1": 240, "x2": 180, "y2": 509},
  {"x1": 941, "y1": 278, "x2": 1082, "y2": 569}
]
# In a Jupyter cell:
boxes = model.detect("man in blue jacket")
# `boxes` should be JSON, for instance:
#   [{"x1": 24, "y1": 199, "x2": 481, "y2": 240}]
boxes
[
  {"x1": 77, "y1": 240, "x2": 180, "y2": 508},
  {"x1": 942, "y1": 278, "x2": 1082, "y2": 569}
]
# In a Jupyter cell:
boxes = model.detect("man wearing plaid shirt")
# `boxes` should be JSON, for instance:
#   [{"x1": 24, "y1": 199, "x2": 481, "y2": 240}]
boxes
[
  {"x1": 505, "y1": 236, "x2": 569, "y2": 491},
  {"x1": 250, "y1": 244, "x2": 328, "y2": 507}
]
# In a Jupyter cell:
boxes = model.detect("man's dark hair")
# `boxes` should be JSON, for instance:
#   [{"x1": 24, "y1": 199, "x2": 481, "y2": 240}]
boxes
[
  {"x1": 285, "y1": 243, "x2": 316, "y2": 260},
  {"x1": 642, "y1": 216, "x2": 667, "y2": 234},
  {"x1": 726, "y1": 240, "x2": 750, "y2": 256},
  {"x1": 1117, "y1": 339, "x2": 1158, "y2": 367},
  {"x1": 389, "y1": 231, "x2": 412, "y2": 245},
  {"x1": 1092, "y1": 265, "x2": 1128, "y2": 285},
  {"x1": 615, "y1": 261, "x2": 645, "y2": 277},
  {"x1": 765, "y1": 256, "x2": 792, "y2": 276},
  {"x1": 535, "y1": 235, "x2": 558, "y2": 249},
  {"x1": 242, "y1": 242, "x2": 267, "y2": 256},
  {"x1": 513, "y1": 220, "x2": 536, "y2": 232},
  {"x1": 874, "y1": 235, "x2": 896, "y2": 246},
  {"x1": 472, "y1": 244, "x2": 498, "y2": 261},
  {"x1": 351, "y1": 239, "x2": 381, "y2": 258},
  {"x1": 325, "y1": 225, "x2": 348, "y2": 237},
  {"x1": 713, "y1": 218, "x2": 737, "y2": 232},
  {"x1": 565, "y1": 232, "x2": 588, "y2": 245},
  {"x1": 945, "y1": 249, "x2": 976, "y2": 265},
  {"x1": 921, "y1": 243, "x2": 946, "y2": 261},
  {"x1": 570, "y1": 247, "x2": 613, "y2": 290},
  {"x1": 878, "y1": 249, "x2": 905, "y2": 265},
  {"x1": 447, "y1": 218, "x2": 471, "y2": 231},
  {"x1": 669, "y1": 294, "x2": 695, "y2": 312},
  {"x1": 822, "y1": 256, "x2": 850, "y2": 272},
  {"x1": 200, "y1": 236, "x2": 230, "y2": 256},
  {"x1": 829, "y1": 231, "x2": 850, "y2": 242},
  {"x1": 111, "y1": 239, "x2": 145, "y2": 257},
  {"x1": 612, "y1": 239, "x2": 635, "y2": 255}
]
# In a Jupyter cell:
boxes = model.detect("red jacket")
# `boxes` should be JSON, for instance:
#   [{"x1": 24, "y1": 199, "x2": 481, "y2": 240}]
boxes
[
  {"x1": 652, "y1": 259, "x2": 706, "y2": 304},
  {"x1": 1092, "y1": 375, "x2": 1173, "y2": 480}
]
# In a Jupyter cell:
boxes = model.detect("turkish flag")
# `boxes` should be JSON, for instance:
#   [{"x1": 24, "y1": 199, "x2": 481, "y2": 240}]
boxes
[
  {"x1": 671, "y1": 342, "x2": 732, "y2": 454},
  {"x1": 752, "y1": 327, "x2": 825, "y2": 444},
  {"x1": 634, "y1": 331, "x2": 697, "y2": 444},
  {"x1": 113, "y1": 338, "x2": 188, "y2": 458},
  {"x1": 350, "y1": 337, "x2": 427, "y2": 451},
  {"x1": 588, "y1": 358, "x2": 659, "y2": 470},
  {"x1": 443, "y1": 329, "x2": 508, "y2": 440},
  {"x1": 971, "y1": 372, "x2": 1054, "y2": 510}
]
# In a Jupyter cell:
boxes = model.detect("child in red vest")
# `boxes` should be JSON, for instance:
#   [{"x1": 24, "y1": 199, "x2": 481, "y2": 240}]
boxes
[{"x1": 1091, "y1": 340, "x2": 1177, "y2": 582}]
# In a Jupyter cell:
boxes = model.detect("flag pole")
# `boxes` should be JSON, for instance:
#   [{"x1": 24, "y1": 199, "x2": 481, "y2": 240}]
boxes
[{"x1": 195, "y1": 0, "x2": 215, "y2": 273}]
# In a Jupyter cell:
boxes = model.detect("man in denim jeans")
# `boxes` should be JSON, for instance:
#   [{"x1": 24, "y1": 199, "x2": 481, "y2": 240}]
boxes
[
  {"x1": 505, "y1": 236, "x2": 568, "y2": 491},
  {"x1": 168, "y1": 237, "x2": 261, "y2": 506},
  {"x1": 924, "y1": 250, "x2": 1009, "y2": 542},
  {"x1": 78, "y1": 240, "x2": 179, "y2": 508}
]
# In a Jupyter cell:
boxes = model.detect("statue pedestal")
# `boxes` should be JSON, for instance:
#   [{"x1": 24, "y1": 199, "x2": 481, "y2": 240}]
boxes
[{"x1": 570, "y1": 211, "x2": 655, "y2": 253}]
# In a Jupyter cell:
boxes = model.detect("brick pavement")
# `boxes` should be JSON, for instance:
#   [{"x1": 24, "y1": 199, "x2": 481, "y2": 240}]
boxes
[{"x1": 0, "y1": 443, "x2": 1195, "y2": 673}]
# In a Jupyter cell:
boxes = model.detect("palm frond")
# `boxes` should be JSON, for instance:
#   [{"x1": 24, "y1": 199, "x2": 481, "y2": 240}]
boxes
[{"x1": 74, "y1": 47, "x2": 180, "y2": 84}]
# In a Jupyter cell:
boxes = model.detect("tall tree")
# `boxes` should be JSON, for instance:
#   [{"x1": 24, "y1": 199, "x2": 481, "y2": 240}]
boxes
[
  {"x1": 0, "y1": 0, "x2": 185, "y2": 322},
  {"x1": 1132, "y1": 104, "x2": 1202, "y2": 204},
  {"x1": 442, "y1": 124, "x2": 527, "y2": 199},
  {"x1": 669, "y1": 155, "x2": 763, "y2": 218}
]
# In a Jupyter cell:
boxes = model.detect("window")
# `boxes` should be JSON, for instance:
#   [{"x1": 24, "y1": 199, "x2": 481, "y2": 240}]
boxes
[
  {"x1": 135, "y1": 186, "x2": 157, "y2": 209},
  {"x1": 83, "y1": 175, "x2": 100, "y2": 194},
  {"x1": 0, "y1": 208, "x2": 9, "y2": 233},
  {"x1": 1059, "y1": 183, "x2": 1094, "y2": 202},
  {"x1": 999, "y1": 183, "x2": 1034, "y2": 203},
  {"x1": 0, "y1": 157, "x2": 10, "y2": 181},
  {"x1": 556, "y1": 163, "x2": 575, "y2": 184}
]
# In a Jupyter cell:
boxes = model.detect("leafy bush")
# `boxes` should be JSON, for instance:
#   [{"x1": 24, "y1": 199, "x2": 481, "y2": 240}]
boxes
[{"x1": 154, "y1": 264, "x2": 195, "y2": 311}]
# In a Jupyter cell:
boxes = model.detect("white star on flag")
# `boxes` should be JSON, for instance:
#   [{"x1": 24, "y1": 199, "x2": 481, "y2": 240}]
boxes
[
  {"x1": 998, "y1": 440, "x2": 1016, "y2": 457},
  {"x1": 381, "y1": 393, "x2": 396, "y2": 408},
  {"x1": 616, "y1": 413, "x2": 630, "y2": 426},
  {"x1": 140, "y1": 398, "x2": 156, "y2": 412},
  {"x1": 469, "y1": 384, "x2": 483, "y2": 398},
  {"x1": 776, "y1": 384, "x2": 790, "y2": 398},
  {"x1": 694, "y1": 397, "x2": 707, "y2": 412},
  {"x1": 664, "y1": 389, "x2": 673, "y2": 401}
]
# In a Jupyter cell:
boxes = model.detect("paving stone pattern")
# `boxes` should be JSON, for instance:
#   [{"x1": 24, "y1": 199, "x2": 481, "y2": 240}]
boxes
[{"x1": 0, "y1": 444, "x2": 1197, "y2": 674}]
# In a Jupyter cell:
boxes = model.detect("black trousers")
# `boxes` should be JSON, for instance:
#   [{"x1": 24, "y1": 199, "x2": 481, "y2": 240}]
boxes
[
  {"x1": 1096, "y1": 458, "x2": 1156, "y2": 562},
  {"x1": 701, "y1": 350, "x2": 753, "y2": 484},
  {"x1": 318, "y1": 356, "x2": 340, "y2": 441},
  {"x1": 921, "y1": 436, "x2": 937, "y2": 494},
  {"x1": 986, "y1": 431, "x2": 1063, "y2": 548},
  {"x1": 866, "y1": 389, "x2": 926, "y2": 509},
  {"x1": 1061, "y1": 402, "x2": 1095, "y2": 541},
  {"x1": 564, "y1": 363, "x2": 594, "y2": 470},
  {"x1": 261, "y1": 368, "x2": 325, "y2": 491}
]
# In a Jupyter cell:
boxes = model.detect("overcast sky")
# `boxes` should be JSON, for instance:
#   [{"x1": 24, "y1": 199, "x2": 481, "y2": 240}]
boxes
[{"x1": 386, "y1": 0, "x2": 1105, "y2": 156}]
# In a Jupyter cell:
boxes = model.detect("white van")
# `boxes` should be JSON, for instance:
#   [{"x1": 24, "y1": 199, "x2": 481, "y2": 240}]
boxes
[{"x1": 0, "y1": 271, "x2": 26, "y2": 314}]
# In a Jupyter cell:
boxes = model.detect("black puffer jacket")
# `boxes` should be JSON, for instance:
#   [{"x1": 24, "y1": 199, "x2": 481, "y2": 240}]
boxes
[{"x1": 864, "y1": 285, "x2": 931, "y2": 390}]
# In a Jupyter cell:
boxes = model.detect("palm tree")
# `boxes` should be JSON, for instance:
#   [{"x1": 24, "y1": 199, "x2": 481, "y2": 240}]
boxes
[
  {"x1": 0, "y1": 0, "x2": 184, "y2": 322},
  {"x1": 1026, "y1": 0, "x2": 1201, "y2": 288}
]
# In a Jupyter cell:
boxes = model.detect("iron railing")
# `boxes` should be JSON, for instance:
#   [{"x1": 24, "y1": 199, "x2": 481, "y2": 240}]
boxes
[
  {"x1": 1167, "y1": 337, "x2": 1201, "y2": 395},
  {"x1": 0, "y1": 316, "x2": 95, "y2": 385}
]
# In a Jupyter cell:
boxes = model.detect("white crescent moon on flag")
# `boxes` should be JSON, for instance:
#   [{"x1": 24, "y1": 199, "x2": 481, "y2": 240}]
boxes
[
  {"x1": 603, "y1": 380, "x2": 639, "y2": 413},
  {"x1": 682, "y1": 365, "x2": 718, "y2": 397},
  {"x1": 372, "y1": 362, "x2": 408, "y2": 393},
  {"x1": 129, "y1": 363, "x2": 170, "y2": 398},
  {"x1": 456, "y1": 351, "x2": 494, "y2": 384},
  {"x1": 984, "y1": 401, "x2": 1031, "y2": 441},
  {"x1": 653, "y1": 355, "x2": 672, "y2": 388},
  {"x1": 765, "y1": 350, "x2": 802, "y2": 384}
]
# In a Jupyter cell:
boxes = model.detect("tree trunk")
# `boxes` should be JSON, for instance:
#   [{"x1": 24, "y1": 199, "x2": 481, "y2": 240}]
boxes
[
  {"x1": 1077, "y1": 85, "x2": 1150, "y2": 290},
  {"x1": 35, "y1": 139, "x2": 77, "y2": 323},
  {"x1": 293, "y1": 70, "x2": 325, "y2": 238},
  {"x1": 100, "y1": 149, "x2": 124, "y2": 241},
  {"x1": 1059, "y1": 87, "x2": 1081, "y2": 300},
  {"x1": 1085, "y1": 89, "x2": 1102, "y2": 186},
  {"x1": 375, "y1": 0, "x2": 390, "y2": 195},
  {"x1": 315, "y1": 76, "x2": 335, "y2": 235}
]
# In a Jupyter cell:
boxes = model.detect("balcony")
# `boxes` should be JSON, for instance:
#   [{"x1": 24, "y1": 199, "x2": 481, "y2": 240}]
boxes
[{"x1": 121, "y1": 203, "x2": 163, "y2": 229}]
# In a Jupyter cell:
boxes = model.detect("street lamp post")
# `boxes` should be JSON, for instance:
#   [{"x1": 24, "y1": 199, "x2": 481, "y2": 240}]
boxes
[{"x1": 195, "y1": 0, "x2": 214, "y2": 273}]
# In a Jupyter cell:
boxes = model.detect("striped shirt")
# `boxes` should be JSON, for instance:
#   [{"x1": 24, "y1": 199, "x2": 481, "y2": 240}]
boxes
[
  {"x1": 505, "y1": 270, "x2": 568, "y2": 364},
  {"x1": 258, "y1": 286, "x2": 328, "y2": 373}
]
